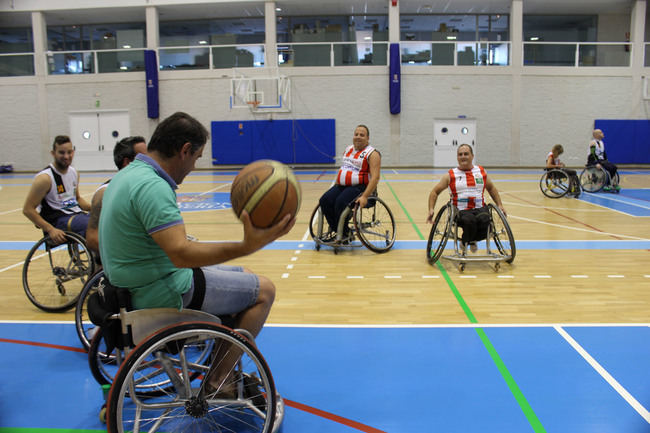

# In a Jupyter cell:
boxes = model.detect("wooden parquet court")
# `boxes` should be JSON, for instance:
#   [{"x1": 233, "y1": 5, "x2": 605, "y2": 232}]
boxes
[{"x1": 1, "y1": 167, "x2": 649, "y2": 325}]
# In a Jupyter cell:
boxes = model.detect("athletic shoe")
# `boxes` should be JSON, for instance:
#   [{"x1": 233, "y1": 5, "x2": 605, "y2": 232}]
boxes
[{"x1": 469, "y1": 242, "x2": 478, "y2": 253}]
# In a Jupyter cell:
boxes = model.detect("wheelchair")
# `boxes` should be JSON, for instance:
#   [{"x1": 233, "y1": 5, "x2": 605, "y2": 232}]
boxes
[
  {"x1": 579, "y1": 164, "x2": 620, "y2": 193},
  {"x1": 539, "y1": 168, "x2": 580, "y2": 198},
  {"x1": 87, "y1": 277, "x2": 283, "y2": 433},
  {"x1": 22, "y1": 230, "x2": 95, "y2": 312},
  {"x1": 309, "y1": 192, "x2": 396, "y2": 254},
  {"x1": 426, "y1": 203, "x2": 515, "y2": 272},
  {"x1": 75, "y1": 268, "x2": 104, "y2": 351}
]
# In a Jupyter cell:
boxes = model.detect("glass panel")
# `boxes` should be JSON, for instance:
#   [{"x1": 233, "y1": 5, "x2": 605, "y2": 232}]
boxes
[
  {"x1": 645, "y1": 44, "x2": 650, "y2": 67},
  {"x1": 47, "y1": 26, "x2": 90, "y2": 51},
  {"x1": 47, "y1": 52, "x2": 95, "y2": 74},
  {"x1": 523, "y1": 15, "x2": 597, "y2": 42},
  {"x1": 478, "y1": 15, "x2": 509, "y2": 42},
  {"x1": 212, "y1": 45, "x2": 264, "y2": 68},
  {"x1": 0, "y1": 28, "x2": 33, "y2": 53},
  {"x1": 90, "y1": 25, "x2": 145, "y2": 50},
  {"x1": 159, "y1": 47, "x2": 209, "y2": 70},
  {"x1": 488, "y1": 42, "x2": 510, "y2": 65},
  {"x1": 457, "y1": 42, "x2": 477, "y2": 65},
  {"x1": 332, "y1": 42, "x2": 387, "y2": 66},
  {"x1": 160, "y1": 18, "x2": 265, "y2": 47},
  {"x1": 401, "y1": 42, "x2": 432, "y2": 65},
  {"x1": 290, "y1": 44, "x2": 330, "y2": 67},
  {"x1": 97, "y1": 50, "x2": 145, "y2": 72},
  {"x1": 278, "y1": 15, "x2": 387, "y2": 44},
  {"x1": 579, "y1": 44, "x2": 630, "y2": 66},
  {"x1": 0, "y1": 54, "x2": 34, "y2": 76},
  {"x1": 524, "y1": 43, "x2": 576, "y2": 66}
]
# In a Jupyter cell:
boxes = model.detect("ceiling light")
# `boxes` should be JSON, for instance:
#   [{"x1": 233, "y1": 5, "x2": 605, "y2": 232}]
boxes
[
  {"x1": 530, "y1": 36, "x2": 539, "y2": 41},
  {"x1": 446, "y1": 36, "x2": 457, "y2": 40},
  {"x1": 276, "y1": 7, "x2": 281, "y2": 12},
  {"x1": 122, "y1": 44, "x2": 131, "y2": 49},
  {"x1": 198, "y1": 40, "x2": 207, "y2": 44}
]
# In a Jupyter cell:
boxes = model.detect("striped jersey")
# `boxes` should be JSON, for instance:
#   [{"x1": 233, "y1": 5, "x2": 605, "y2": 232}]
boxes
[
  {"x1": 448, "y1": 165, "x2": 487, "y2": 210},
  {"x1": 547, "y1": 151, "x2": 560, "y2": 166},
  {"x1": 336, "y1": 144, "x2": 376, "y2": 186}
]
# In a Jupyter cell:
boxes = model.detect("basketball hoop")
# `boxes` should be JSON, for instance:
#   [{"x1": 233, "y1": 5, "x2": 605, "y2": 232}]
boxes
[{"x1": 247, "y1": 100, "x2": 261, "y2": 110}]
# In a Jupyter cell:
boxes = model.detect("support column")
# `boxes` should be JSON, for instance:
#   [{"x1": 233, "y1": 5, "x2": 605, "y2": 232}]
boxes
[
  {"x1": 265, "y1": 2, "x2": 278, "y2": 69},
  {"x1": 32, "y1": 11, "x2": 49, "y2": 167},
  {"x1": 510, "y1": 0, "x2": 523, "y2": 166},
  {"x1": 146, "y1": 6, "x2": 160, "y2": 133}
]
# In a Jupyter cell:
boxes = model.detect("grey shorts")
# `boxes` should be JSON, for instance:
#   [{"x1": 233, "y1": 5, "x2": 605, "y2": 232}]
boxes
[{"x1": 181, "y1": 264, "x2": 259, "y2": 316}]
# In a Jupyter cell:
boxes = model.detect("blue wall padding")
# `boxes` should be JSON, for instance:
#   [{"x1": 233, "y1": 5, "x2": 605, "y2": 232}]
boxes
[
  {"x1": 389, "y1": 43, "x2": 401, "y2": 114},
  {"x1": 594, "y1": 119, "x2": 650, "y2": 164},
  {"x1": 211, "y1": 119, "x2": 336, "y2": 165},
  {"x1": 144, "y1": 50, "x2": 159, "y2": 119}
]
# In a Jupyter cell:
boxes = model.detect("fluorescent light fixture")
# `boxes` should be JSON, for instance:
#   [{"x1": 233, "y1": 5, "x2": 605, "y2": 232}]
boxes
[
  {"x1": 364, "y1": 36, "x2": 372, "y2": 41},
  {"x1": 276, "y1": 7, "x2": 281, "y2": 11},
  {"x1": 122, "y1": 44, "x2": 132, "y2": 49},
  {"x1": 530, "y1": 37, "x2": 539, "y2": 41},
  {"x1": 198, "y1": 40, "x2": 207, "y2": 44},
  {"x1": 119, "y1": 66, "x2": 128, "y2": 70},
  {"x1": 446, "y1": 36, "x2": 457, "y2": 40}
]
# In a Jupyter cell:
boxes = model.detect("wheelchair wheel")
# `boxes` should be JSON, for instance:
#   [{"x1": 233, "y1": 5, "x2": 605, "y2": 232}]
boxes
[
  {"x1": 579, "y1": 166, "x2": 608, "y2": 193},
  {"x1": 22, "y1": 232, "x2": 94, "y2": 312},
  {"x1": 354, "y1": 197, "x2": 396, "y2": 253},
  {"x1": 75, "y1": 269, "x2": 104, "y2": 351},
  {"x1": 107, "y1": 322, "x2": 277, "y2": 433},
  {"x1": 540, "y1": 169, "x2": 570, "y2": 198},
  {"x1": 488, "y1": 204, "x2": 515, "y2": 264},
  {"x1": 426, "y1": 203, "x2": 453, "y2": 264},
  {"x1": 308, "y1": 204, "x2": 325, "y2": 250}
]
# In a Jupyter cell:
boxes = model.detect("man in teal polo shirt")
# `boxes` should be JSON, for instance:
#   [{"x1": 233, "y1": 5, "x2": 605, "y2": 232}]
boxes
[{"x1": 99, "y1": 112, "x2": 294, "y2": 395}]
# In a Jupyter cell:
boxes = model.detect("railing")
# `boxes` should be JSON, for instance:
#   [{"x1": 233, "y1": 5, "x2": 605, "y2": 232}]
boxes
[
  {"x1": 400, "y1": 41, "x2": 511, "y2": 66},
  {"x1": 277, "y1": 42, "x2": 389, "y2": 67},
  {"x1": 159, "y1": 44, "x2": 265, "y2": 70},
  {"x1": 0, "y1": 52, "x2": 34, "y2": 76},
  {"x1": 2, "y1": 40, "x2": 648, "y2": 77},
  {"x1": 46, "y1": 48, "x2": 146, "y2": 74},
  {"x1": 523, "y1": 42, "x2": 631, "y2": 67}
]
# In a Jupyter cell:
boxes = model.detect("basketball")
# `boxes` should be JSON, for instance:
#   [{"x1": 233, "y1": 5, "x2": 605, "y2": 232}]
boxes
[{"x1": 230, "y1": 160, "x2": 301, "y2": 228}]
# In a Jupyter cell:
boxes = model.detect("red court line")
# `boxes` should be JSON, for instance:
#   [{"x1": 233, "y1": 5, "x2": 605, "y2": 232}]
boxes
[
  {"x1": 506, "y1": 193, "x2": 622, "y2": 240},
  {"x1": 283, "y1": 398, "x2": 387, "y2": 433},
  {"x1": 0, "y1": 337, "x2": 86, "y2": 353},
  {"x1": 0, "y1": 336, "x2": 386, "y2": 433}
]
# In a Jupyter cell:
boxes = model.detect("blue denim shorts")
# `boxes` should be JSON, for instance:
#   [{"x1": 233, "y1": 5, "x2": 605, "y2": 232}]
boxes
[{"x1": 181, "y1": 264, "x2": 259, "y2": 316}]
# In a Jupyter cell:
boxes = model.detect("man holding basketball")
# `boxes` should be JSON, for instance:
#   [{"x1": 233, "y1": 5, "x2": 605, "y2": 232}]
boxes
[{"x1": 99, "y1": 112, "x2": 294, "y2": 394}]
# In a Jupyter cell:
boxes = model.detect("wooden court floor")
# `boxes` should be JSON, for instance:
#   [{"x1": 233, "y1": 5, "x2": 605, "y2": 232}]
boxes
[{"x1": 1, "y1": 167, "x2": 649, "y2": 326}]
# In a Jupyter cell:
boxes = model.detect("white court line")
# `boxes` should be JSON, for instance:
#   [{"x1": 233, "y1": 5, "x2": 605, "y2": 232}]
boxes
[
  {"x1": 281, "y1": 273, "x2": 289, "y2": 279},
  {"x1": 534, "y1": 275, "x2": 552, "y2": 278},
  {"x1": 286, "y1": 264, "x2": 294, "y2": 270},
  {"x1": 308, "y1": 275, "x2": 326, "y2": 279},
  {"x1": 509, "y1": 215, "x2": 650, "y2": 241},
  {"x1": 497, "y1": 275, "x2": 515, "y2": 279},
  {"x1": 555, "y1": 325, "x2": 650, "y2": 423},
  {"x1": 346, "y1": 275, "x2": 364, "y2": 279},
  {"x1": 459, "y1": 275, "x2": 477, "y2": 279},
  {"x1": 502, "y1": 201, "x2": 608, "y2": 212},
  {"x1": 422, "y1": 275, "x2": 440, "y2": 279},
  {"x1": 0, "y1": 249, "x2": 53, "y2": 273},
  {"x1": 571, "y1": 275, "x2": 589, "y2": 278},
  {"x1": 0, "y1": 207, "x2": 21, "y2": 216},
  {"x1": 384, "y1": 275, "x2": 402, "y2": 279},
  {"x1": 607, "y1": 275, "x2": 625, "y2": 278}
]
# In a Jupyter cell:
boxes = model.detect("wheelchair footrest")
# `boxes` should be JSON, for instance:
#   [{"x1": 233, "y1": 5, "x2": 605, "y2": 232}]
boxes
[{"x1": 441, "y1": 253, "x2": 510, "y2": 263}]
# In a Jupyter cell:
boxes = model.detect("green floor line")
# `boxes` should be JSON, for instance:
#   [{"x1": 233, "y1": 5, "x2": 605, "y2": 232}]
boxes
[{"x1": 383, "y1": 176, "x2": 546, "y2": 433}]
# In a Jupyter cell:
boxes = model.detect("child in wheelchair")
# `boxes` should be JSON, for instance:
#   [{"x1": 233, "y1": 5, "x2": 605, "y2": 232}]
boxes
[{"x1": 546, "y1": 144, "x2": 580, "y2": 198}]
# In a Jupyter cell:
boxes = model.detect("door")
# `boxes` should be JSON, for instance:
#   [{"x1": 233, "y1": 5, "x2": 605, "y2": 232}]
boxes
[
  {"x1": 433, "y1": 119, "x2": 477, "y2": 167},
  {"x1": 68, "y1": 111, "x2": 130, "y2": 171}
]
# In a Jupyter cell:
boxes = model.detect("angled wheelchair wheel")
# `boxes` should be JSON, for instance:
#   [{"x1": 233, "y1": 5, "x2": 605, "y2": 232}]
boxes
[
  {"x1": 579, "y1": 166, "x2": 608, "y2": 193},
  {"x1": 354, "y1": 197, "x2": 396, "y2": 253},
  {"x1": 488, "y1": 204, "x2": 515, "y2": 264},
  {"x1": 75, "y1": 269, "x2": 104, "y2": 351},
  {"x1": 308, "y1": 204, "x2": 325, "y2": 250},
  {"x1": 107, "y1": 322, "x2": 277, "y2": 433},
  {"x1": 22, "y1": 231, "x2": 94, "y2": 312},
  {"x1": 88, "y1": 327, "x2": 123, "y2": 386},
  {"x1": 540, "y1": 169, "x2": 570, "y2": 198},
  {"x1": 426, "y1": 203, "x2": 453, "y2": 265}
]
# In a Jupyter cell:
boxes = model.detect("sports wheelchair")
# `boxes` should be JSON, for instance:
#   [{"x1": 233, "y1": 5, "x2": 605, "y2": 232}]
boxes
[
  {"x1": 579, "y1": 164, "x2": 620, "y2": 193},
  {"x1": 539, "y1": 168, "x2": 580, "y2": 198},
  {"x1": 309, "y1": 191, "x2": 396, "y2": 254},
  {"x1": 426, "y1": 203, "x2": 515, "y2": 272},
  {"x1": 22, "y1": 230, "x2": 95, "y2": 312},
  {"x1": 87, "y1": 276, "x2": 283, "y2": 433},
  {"x1": 75, "y1": 268, "x2": 104, "y2": 351}
]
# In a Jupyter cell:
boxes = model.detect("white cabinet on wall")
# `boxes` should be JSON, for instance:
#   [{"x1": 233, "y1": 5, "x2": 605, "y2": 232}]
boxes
[
  {"x1": 433, "y1": 118, "x2": 477, "y2": 167},
  {"x1": 68, "y1": 110, "x2": 130, "y2": 171}
]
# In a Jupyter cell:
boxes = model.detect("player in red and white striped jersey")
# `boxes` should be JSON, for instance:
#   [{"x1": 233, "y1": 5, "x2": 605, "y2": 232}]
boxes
[
  {"x1": 318, "y1": 125, "x2": 381, "y2": 242},
  {"x1": 426, "y1": 144, "x2": 506, "y2": 253}
]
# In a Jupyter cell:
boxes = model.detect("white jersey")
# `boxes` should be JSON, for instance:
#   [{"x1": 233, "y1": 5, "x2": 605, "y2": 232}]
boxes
[
  {"x1": 36, "y1": 164, "x2": 82, "y2": 222},
  {"x1": 448, "y1": 165, "x2": 487, "y2": 210},
  {"x1": 336, "y1": 144, "x2": 376, "y2": 186},
  {"x1": 547, "y1": 151, "x2": 560, "y2": 167},
  {"x1": 590, "y1": 139, "x2": 606, "y2": 159}
]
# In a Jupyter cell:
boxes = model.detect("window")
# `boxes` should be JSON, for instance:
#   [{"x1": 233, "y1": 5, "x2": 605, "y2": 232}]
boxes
[
  {"x1": 159, "y1": 18, "x2": 265, "y2": 69},
  {"x1": 276, "y1": 14, "x2": 388, "y2": 66},
  {"x1": 0, "y1": 27, "x2": 34, "y2": 76},
  {"x1": 47, "y1": 23, "x2": 145, "y2": 74}
]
